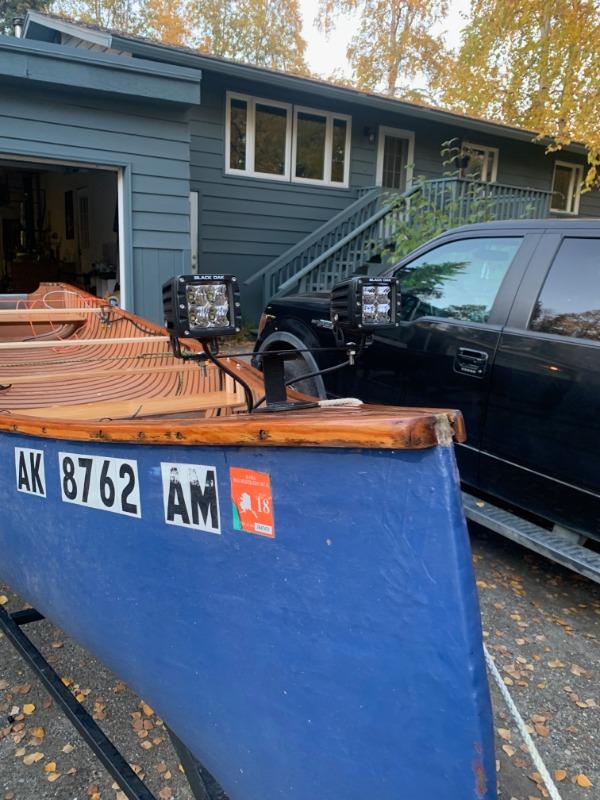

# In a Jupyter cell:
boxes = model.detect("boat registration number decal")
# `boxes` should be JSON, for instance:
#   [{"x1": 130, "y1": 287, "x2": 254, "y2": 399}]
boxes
[
  {"x1": 58, "y1": 452, "x2": 141, "y2": 518},
  {"x1": 230, "y1": 468, "x2": 274, "y2": 538},
  {"x1": 160, "y1": 462, "x2": 220, "y2": 534},
  {"x1": 15, "y1": 447, "x2": 46, "y2": 497}
]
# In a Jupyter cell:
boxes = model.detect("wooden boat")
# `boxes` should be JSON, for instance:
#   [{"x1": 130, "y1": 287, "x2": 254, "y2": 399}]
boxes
[{"x1": 0, "y1": 284, "x2": 496, "y2": 799}]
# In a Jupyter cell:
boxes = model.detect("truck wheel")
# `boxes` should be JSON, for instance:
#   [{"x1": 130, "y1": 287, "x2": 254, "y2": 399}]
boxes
[{"x1": 257, "y1": 331, "x2": 326, "y2": 399}]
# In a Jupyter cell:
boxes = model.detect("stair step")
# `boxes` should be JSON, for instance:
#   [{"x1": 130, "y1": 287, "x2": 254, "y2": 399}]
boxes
[{"x1": 462, "y1": 492, "x2": 600, "y2": 583}]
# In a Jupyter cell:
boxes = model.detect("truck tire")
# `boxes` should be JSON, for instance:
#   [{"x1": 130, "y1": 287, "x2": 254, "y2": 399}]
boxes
[{"x1": 256, "y1": 331, "x2": 327, "y2": 399}]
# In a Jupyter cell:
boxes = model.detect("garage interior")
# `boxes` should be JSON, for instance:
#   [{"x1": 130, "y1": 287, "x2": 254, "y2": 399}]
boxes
[{"x1": 0, "y1": 159, "x2": 120, "y2": 302}]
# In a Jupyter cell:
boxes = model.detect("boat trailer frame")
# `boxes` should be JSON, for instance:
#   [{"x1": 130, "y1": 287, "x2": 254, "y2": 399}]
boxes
[{"x1": 0, "y1": 604, "x2": 225, "y2": 800}]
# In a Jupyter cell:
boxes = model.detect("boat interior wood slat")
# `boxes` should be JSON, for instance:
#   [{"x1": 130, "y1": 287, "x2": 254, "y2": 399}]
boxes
[
  {"x1": 0, "y1": 362, "x2": 214, "y2": 385},
  {"x1": 12, "y1": 389, "x2": 246, "y2": 421},
  {"x1": 0, "y1": 309, "x2": 104, "y2": 322},
  {"x1": 0, "y1": 336, "x2": 171, "y2": 350}
]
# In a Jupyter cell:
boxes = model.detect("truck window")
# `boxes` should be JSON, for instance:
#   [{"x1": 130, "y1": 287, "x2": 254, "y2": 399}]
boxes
[
  {"x1": 529, "y1": 238, "x2": 600, "y2": 342},
  {"x1": 394, "y1": 237, "x2": 522, "y2": 323}
]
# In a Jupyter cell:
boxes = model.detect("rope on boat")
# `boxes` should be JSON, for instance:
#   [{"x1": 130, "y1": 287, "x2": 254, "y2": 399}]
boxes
[
  {"x1": 318, "y1": 398, "x2": 363, "y2": 407},
  {"x1": 483, "y1": 643, "x2": 563, "y2": 800}
]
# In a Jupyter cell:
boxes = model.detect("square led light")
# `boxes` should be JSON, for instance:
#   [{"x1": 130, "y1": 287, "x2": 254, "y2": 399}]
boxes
[
  {"x1": 162, "y1": 274, "x2": 242, "y2": 339},
  {"x1": 330, "y1": 276, "x2": 400, "y2": 333}
]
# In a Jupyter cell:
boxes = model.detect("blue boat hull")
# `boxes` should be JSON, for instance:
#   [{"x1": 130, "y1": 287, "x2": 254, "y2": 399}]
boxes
[{"x1": 0, "y1": 433, "x2": 495, "y2": 799}]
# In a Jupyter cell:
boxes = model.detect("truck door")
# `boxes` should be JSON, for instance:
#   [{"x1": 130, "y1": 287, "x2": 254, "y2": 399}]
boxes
[
  {"x1": 359, "y1": 231, "x2": 540, "y2": 483},
  {"x1": 479, "y1": 234, "x2": 600, "y2": 535}
]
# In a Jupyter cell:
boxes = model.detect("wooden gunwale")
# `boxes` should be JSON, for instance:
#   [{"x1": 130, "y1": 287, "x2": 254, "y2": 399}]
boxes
[
  {"x1": 0, "y1": 406, "x2": 465, "y2": 449},
  {"x1": 0, "y1": 284, "x2": 466, "y2": 450}
]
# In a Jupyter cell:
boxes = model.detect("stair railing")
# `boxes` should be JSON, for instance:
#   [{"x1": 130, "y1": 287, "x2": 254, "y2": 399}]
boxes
[
  {"x1": 245, "y1": 186, "x2": 384, "y2": 307},
  {"x1": 249, "y1": 178, "x2": 553, "y2": 304}
]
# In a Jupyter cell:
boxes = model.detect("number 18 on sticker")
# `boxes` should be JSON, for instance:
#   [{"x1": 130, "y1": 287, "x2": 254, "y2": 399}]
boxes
[
  {"x1": 58, "y1": 452, "x2": 141, "y2": 517},
  {"x1": 230, "y1": 468, "x2": 274, "y2": 538}
]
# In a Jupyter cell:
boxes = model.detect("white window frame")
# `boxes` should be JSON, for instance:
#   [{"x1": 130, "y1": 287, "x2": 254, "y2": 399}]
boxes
[
  {"x1": 550, "y1": 160, "x2": 583, "y2": 215},
  {"x1": 291, "y1": 106, "x2": 352, "y2": 188},
  {"x1": 462, "y1": 142, "x2": 499, "y2": 183},
  {"x1": 225, "y1": 91, "x2": 292, "y2": 182},
  {"x1": 376, "y1": 126, "x2": 415, "y2": 190}
]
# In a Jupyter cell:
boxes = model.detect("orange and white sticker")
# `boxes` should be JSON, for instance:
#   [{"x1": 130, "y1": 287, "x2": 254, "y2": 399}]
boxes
[{"x1": 230, "y1": 467, "x2": 274, "y2": 538}]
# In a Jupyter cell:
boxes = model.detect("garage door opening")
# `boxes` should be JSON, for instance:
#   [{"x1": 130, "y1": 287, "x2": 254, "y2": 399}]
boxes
[{"x1": 0, "y1": 158, "x2": 122, "y2": 304}]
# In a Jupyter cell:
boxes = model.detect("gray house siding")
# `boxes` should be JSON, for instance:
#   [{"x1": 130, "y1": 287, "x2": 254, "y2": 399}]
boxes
[
  {"x1": 189, "y1": 73, "x2": 370, "y2": 286},
  {"x1": 0, "y1": 83, "x2": 193, "y2": 322},
  {"x1": 189, "y1": 71, "x2": 599, "y2": 317}
]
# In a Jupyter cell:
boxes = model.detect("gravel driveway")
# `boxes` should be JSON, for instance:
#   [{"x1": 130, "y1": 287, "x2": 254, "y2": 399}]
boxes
[{"x1": 1, "y1": 523, "x2": 599, "y2": 799}]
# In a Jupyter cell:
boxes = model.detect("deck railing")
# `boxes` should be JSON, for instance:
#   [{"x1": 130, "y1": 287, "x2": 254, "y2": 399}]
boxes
[
  {"x1": 420, "y1": 178, "x2": 552, "y2": 222},
  {"x1": 246, "y1": 179, "x2": 552, "y2": 304}
]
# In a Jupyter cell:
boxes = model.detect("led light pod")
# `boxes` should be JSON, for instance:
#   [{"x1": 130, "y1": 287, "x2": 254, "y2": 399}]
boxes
[
  {"x1": 162, "y1": 274, "x2": 242, "y2": 339},
  {"x1": 330, "y1": 276, "x2": 400, "y2": 333}
]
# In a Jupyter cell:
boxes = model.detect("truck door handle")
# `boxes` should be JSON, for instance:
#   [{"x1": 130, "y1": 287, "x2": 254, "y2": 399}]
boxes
[{"x1": 454, "y1": 347, "x2": 489, "y2": 378}]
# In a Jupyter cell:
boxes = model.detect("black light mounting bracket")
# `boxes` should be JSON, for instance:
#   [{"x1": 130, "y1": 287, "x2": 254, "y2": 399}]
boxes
[{"x1": 254, "y1": 350, "x2": 319, "y2": 413}]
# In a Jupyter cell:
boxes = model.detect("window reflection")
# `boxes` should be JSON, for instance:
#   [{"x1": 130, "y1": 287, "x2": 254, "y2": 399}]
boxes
[
  {"x1": 394, "y1": 237, "x2": 522, "y2": 323},
  {"x1": 296, "y1": 112, "x2": 326, "y2": 180},
  {"x1": 529, "y1": 238, "x2": 600, "y2": 342},
  {"x1": 255, "y1": 104, "x2": 287, "y2": 175},
  {"x1": 229, "y1": 98, "x2": 247, "y2": 171}
]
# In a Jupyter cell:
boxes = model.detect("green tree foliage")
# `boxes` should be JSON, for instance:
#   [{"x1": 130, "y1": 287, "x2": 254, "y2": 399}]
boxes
[
  {"x1": 443, "y1": 0, "x2": 600, "y2": 188},
  {"x1": 317, "y1": 0, "x2": 450, "y2": 97},
  {"x1": 185, "y1": 0, "x2": 308, "y2": 73},
  {"x1": 0, "y1": 0, "x2": 49, "y2": 35},
  {"x1": 381, "y1": 140, "x2": 499, "y2": 262}
]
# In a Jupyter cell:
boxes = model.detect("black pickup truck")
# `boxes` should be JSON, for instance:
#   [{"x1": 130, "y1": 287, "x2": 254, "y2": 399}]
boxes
[{"x1": 254, "y1": 219, "x2": 600, "y2": 576}]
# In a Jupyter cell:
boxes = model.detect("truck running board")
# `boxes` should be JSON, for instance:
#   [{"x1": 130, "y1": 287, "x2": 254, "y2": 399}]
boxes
[{"x1": 462, "y1": 492, "x2": 600, "y2": 584}]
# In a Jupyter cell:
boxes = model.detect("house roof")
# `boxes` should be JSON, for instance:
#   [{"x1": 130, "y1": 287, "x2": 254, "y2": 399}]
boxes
[
  {"x1": 23, "y1": 10, "x2": 586, "y2": 155},
  {"x1": 0, "y1": 29, "x2": 201, "y2": 105}
]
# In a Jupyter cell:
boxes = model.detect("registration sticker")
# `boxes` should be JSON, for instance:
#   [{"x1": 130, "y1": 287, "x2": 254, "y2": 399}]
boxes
[{"x1": 230, "y1": 468, "x2": 274, "y2": 538}]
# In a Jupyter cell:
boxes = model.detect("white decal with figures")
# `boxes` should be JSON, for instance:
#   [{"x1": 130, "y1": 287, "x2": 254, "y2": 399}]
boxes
[{"x1": 161, "y1": 462, "x2": 220, "y2": 534}]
